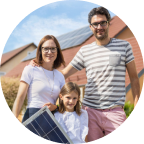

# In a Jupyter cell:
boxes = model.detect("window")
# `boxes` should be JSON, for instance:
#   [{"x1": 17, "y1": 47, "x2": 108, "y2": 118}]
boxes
[{"x1": 0, "y1": 71, "x2": 6, "y2": 77}]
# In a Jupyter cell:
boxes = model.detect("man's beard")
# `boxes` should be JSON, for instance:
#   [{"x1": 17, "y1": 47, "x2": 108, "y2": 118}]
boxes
[{"x1": 94, "y1": 28, "x2": 108, "y2": 40}]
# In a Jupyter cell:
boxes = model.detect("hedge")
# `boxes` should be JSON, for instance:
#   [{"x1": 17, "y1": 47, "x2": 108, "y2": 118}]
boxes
[
  {"x1": 124, "y1": 101, "x2": 134, "y2": 118},
  {"x1": 1, "y1": 76, "x2": 27, "y2": 111}
]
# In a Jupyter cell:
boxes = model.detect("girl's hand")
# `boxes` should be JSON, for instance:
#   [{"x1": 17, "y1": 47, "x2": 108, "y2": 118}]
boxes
[
  {"x1": 43, "y1": 102, "x2": 57, "y2": 111},
  {"x1": 29, "y1": 59, "x2": 40, "y2": 67}
]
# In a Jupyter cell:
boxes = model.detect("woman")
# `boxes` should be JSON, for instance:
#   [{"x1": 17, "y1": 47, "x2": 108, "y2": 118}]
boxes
[{"x1": 12, "y1": 35, "x2": 65, "y2": 122}]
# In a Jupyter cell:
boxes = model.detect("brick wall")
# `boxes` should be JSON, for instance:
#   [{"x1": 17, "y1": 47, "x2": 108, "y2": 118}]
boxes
[{"x1": 125, "y1": 37, "x2": 143, "y2": 87}]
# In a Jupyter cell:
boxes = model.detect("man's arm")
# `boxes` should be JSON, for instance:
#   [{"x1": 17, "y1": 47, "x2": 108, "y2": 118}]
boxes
[
  {"x1": 29, "y1": 59, "x2": 78, "y2": 79},
  {"x1": 61, "y1": 63, "x2": 78, "y2": 79},
  {"x1": 126, "y1": 60, "x2": 140, "y2": 108}
]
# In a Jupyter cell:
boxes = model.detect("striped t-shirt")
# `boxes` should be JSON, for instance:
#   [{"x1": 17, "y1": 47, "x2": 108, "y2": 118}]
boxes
[{"x1": 70, "y1": 38, "x2": 134, "y2": 109}]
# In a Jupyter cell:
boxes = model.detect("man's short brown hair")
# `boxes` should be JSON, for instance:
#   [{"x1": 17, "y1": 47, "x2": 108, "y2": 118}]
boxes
[{"x1": 88, "y1": 6, "x2": 111, "y2": 24}]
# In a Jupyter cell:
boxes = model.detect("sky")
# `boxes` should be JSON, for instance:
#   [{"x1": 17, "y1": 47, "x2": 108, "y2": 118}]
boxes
[{"x1": 3, "y1": 0, "x2": 115, "y2": 54}]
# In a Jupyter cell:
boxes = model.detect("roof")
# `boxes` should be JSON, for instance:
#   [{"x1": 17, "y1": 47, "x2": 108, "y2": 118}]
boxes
[
  {"x1": 5, "y1": 60, "x2": 31, "y2": 77},
  {"x1": 6, "y1": 16, "x2": 131, "y2": 77},
  {"x1": 56, "y1": 25, "x2": 93, "y2": 50},
  {"x1": 22, "y1": 16, "x2": 126, "y2": 62},
  {"x1": 109, "y1": 16, "x2": 127, "y2": 37},
  {"x1": 5, "y1": 37, "x2": 143, "y2": 87},
  {"x1": 22, "y1": 49, "x2": 37, "y2": 62},
  {"x1": 1, "y1": 43, "x2": 37, "y2": 66},
  {"x1": 22, "y1": 25, "x2": 93, "y2": 62}
]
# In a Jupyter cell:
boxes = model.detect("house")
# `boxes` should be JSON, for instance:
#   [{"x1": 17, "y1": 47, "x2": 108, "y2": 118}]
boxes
[
  {"x1": 0, "y1": 43, "x2": 37, "y2": 75},
  {"x1": 5, "y1": 16, "x2": 144, "y2": 104},
  {"x1": 124, "y1": 37, "x2": 144, "y2": 103}
]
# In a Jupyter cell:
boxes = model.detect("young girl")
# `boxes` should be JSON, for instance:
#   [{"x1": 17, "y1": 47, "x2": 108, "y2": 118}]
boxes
[{"x1": 54, "y1": 82, "x2": 88, "y2": 143}]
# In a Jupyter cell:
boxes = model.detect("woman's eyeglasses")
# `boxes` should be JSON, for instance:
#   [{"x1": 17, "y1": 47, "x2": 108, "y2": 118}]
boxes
[{"x1": 42, "y1": 47, "x2": 58, "y2": 53}]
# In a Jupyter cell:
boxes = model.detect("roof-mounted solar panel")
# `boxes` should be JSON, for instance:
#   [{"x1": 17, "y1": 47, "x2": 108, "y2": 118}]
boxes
[{"x1": 22, "y1": 25, "x2": 93, "y2": 62}]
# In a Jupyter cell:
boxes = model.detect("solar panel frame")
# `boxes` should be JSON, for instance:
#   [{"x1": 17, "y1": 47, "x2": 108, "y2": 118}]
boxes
[{"x1": 23, "y1": 106, "x2": 73, "y2": 144}]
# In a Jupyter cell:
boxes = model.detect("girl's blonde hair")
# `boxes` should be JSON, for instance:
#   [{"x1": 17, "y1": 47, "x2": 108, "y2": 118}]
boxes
[{"x1": 58, "y1": 82, "x2": 82, "y2": 116}]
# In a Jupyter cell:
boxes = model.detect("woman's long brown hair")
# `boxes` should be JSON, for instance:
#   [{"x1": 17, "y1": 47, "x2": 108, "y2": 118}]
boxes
[{"x1": 35, "y1": 35, "x2": 65, "y2": 69}]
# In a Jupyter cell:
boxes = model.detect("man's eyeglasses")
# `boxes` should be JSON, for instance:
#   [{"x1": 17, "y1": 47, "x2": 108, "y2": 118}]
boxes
[
  {"x1": 42, "y1": 47, "x2": 58, "y2": 53},
  {"x1": 91, "y1": 21, "x2": 108, "y2": 28}
]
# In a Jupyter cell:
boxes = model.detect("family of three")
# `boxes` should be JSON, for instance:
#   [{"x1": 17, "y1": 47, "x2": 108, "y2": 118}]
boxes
[{"x1": 12, "y1": 6, "x2": 140, "y2": 143}]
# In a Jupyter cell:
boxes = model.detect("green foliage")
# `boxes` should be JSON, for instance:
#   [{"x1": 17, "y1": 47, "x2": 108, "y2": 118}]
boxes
[
  {"x1": 1, "y1": 76, "x2": 27, "y2": 111},
  {"x1": 124, "y1": 101, "x2": 134, "y2": 118}
]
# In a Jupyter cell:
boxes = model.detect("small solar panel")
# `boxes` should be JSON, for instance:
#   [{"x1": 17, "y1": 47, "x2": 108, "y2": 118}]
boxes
[{"x1": 23, "y1": 106, "x2": 73, "y2": 144}]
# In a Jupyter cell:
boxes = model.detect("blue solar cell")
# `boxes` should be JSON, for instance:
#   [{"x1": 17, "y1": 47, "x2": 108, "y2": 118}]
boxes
[
  {"x1": 46, "y1": 129, "x2": 63, "y2": 143},
  {"x1": 23, "y1": 106, "x2": 73, "y2": 144},
  {"x1": 34, "y1": 114, "x2": 56, "y2": 135},
  {"x1": 31, "y1": 120, "x2": 45, "y2": 136},
  {"x1": 54, "y1": 127, "x2": 69, "y2": 143},
  {"x1": 26, "y1": 123, "x2": 39, "y2": 136},
  {"x1": 43, "y1": 135, "x2": 51, "y2": 141},
  {"x1": 42, "y1": 111, "x2": 56, "y2": 128}
]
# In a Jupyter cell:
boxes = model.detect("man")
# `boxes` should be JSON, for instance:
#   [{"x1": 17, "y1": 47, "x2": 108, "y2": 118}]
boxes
[
  {"x1": 61, "y1": 7, "x2": 140, "y2": 141},
  {"x1": 30, "y1": 6, "x2": 140, "y2": 141}
]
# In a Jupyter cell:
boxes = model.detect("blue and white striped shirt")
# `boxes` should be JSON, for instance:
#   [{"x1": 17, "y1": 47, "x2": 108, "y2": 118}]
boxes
[{"x1": 70, "y1": 38, "x2": 134, "y2": 109}]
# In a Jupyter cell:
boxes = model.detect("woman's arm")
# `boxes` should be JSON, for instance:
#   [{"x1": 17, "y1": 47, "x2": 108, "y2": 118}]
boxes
[{"x1": 12, "y1": 81, "x2": 29, "y2": 118}]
